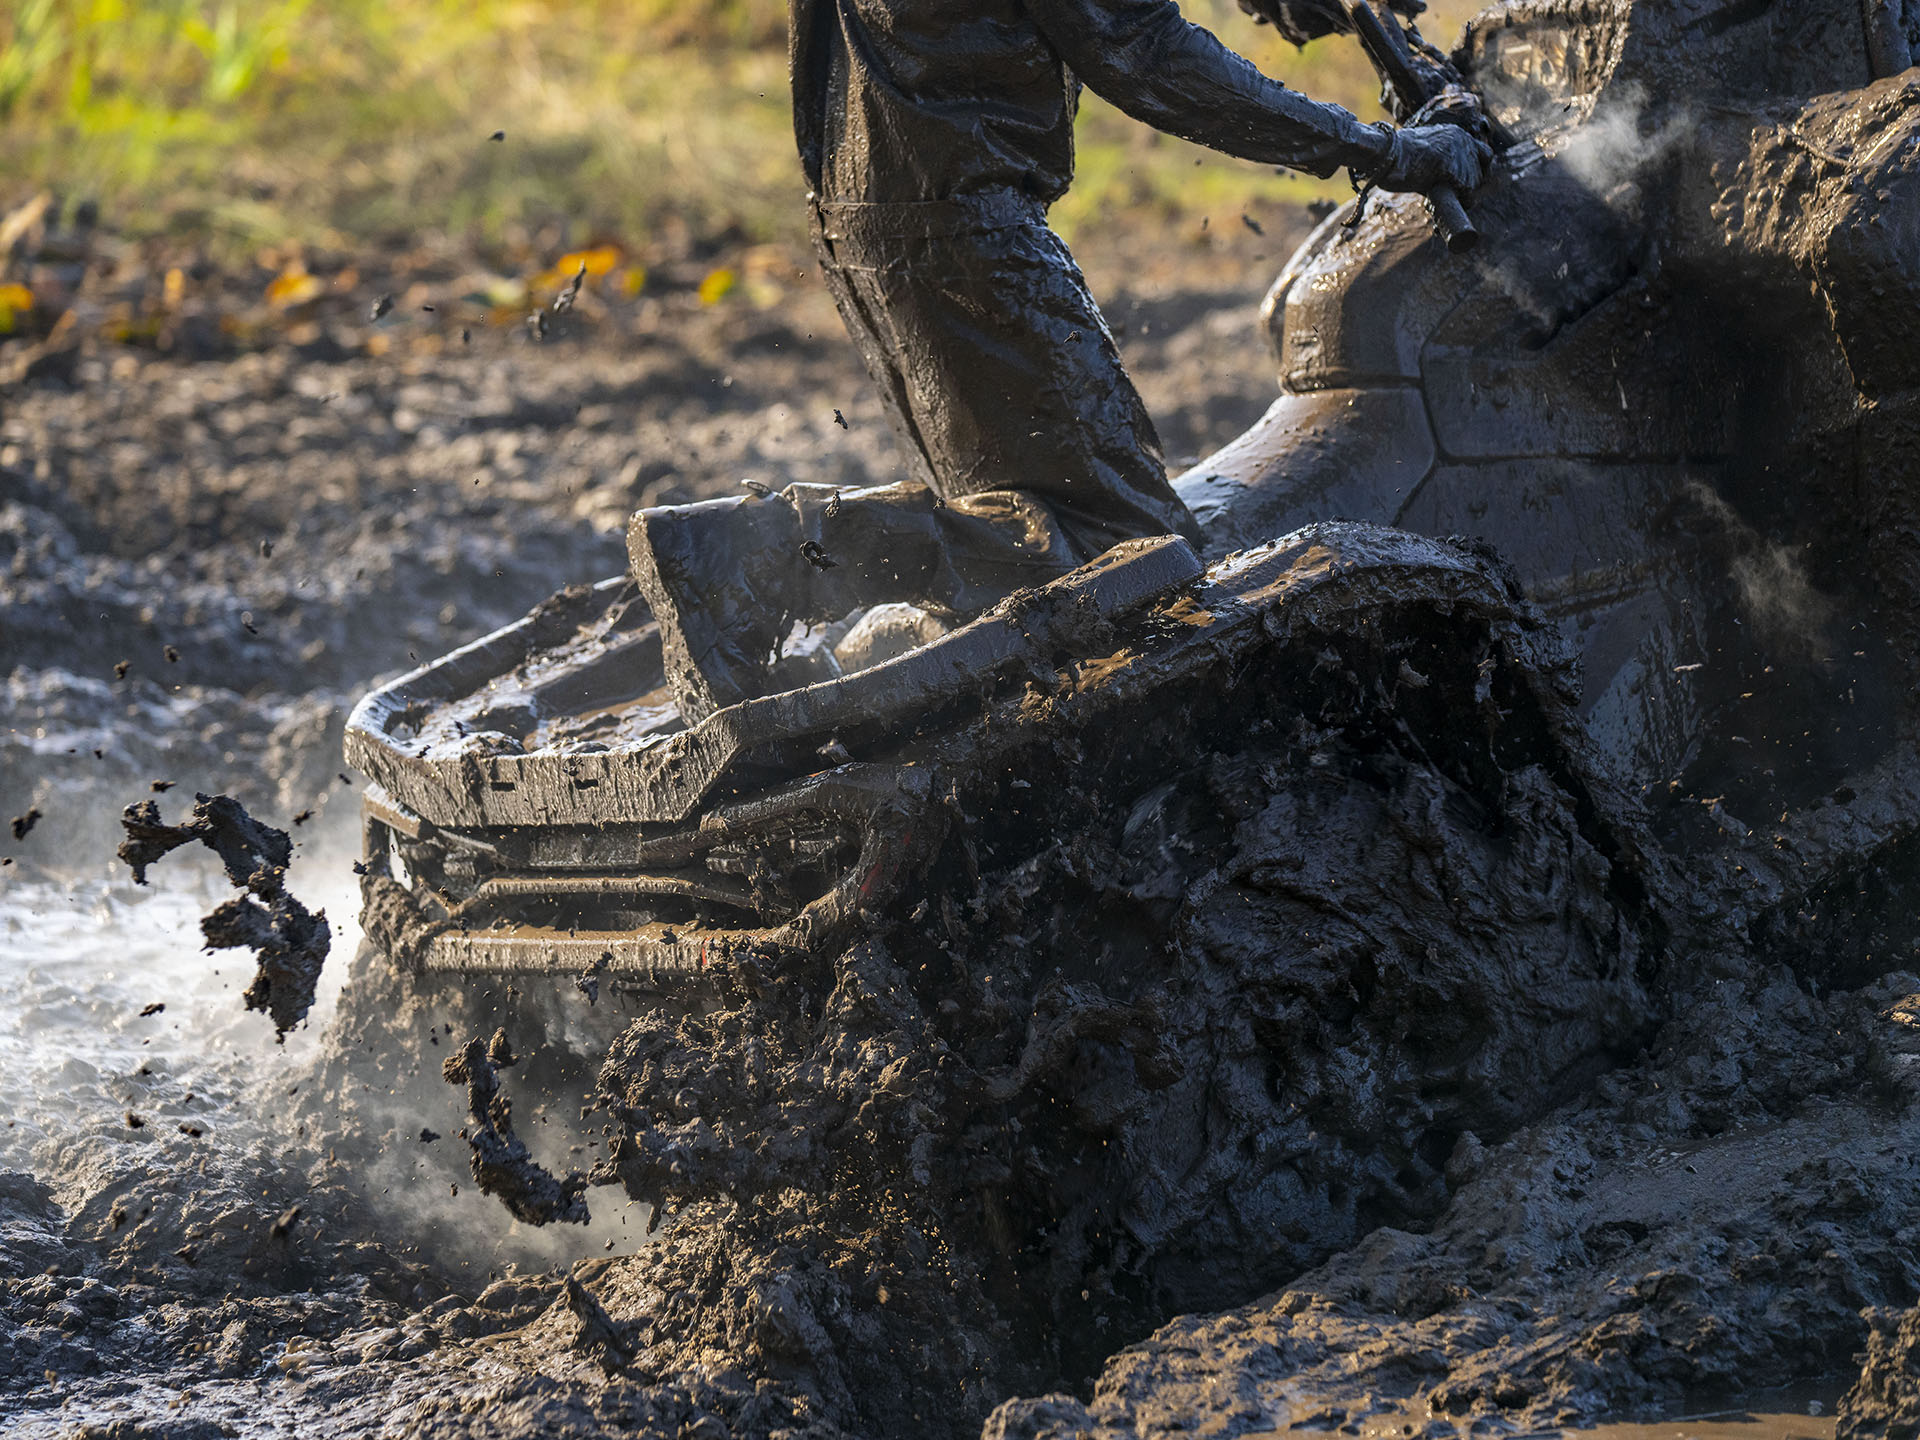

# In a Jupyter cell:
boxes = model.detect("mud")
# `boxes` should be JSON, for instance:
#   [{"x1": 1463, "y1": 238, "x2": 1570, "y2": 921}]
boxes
[
  {"x1": 1843, "y1": 1305, "x2": 1920, "y2": 1440},
  {"x1": 117, "y1": 793, "x2": 331, "y2": 1038},
  {"x1": 8, "y1": 50, "x2": 1920, "y2": 1439},
  {"x1": 444, "y1": 1030, "x2": 591, "y2": 1227},
  {"x1": 990, "y1": 969, "x2": 1920, "y2": 1436},
  {"x1": 312, "y1": 528, "x2": 1673, "y2": 1437},
  {"x1": 193, "y1": 515, "x2": 1917, "y2": 1440}
]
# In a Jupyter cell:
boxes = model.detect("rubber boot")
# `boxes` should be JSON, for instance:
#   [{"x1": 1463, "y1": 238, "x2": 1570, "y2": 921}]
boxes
[
  {"x1": 787, "y1": 480, "x2": 1086, "y2": 618},
  {"x1": 627, "y1": 493, "x2": 811, "y2": 722},
  {"x1": 631, "y1": 481, "x2": 1094, "y2": 721}
]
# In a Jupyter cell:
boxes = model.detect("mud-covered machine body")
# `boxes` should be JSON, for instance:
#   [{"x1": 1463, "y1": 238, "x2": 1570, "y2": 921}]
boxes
[
  {"x1": 347, "y1": 527, "x2": 1590, "y2": 985},
  {"x1": 349, "y1": 0, "x2": 1920, "y2": 986}
]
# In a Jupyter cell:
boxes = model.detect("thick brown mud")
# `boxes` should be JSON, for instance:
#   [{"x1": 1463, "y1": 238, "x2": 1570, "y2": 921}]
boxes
[
  {"x1": 1842, "y1": 1304, "x2": 1920, "y2": 1440},
  {"x1": 4, "y1": 210, "x2": 1919, "y2": 1438}
]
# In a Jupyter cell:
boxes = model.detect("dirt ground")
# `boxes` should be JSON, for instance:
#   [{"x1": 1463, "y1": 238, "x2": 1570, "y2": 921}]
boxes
[{"x1": 3, "y1": 209, "x2": 1919, "y2": 1439}]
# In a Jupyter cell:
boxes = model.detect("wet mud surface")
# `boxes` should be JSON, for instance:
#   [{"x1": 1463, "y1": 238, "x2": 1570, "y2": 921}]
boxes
[
  {"x1": 994, "y1": 972, "x2": 1920, "y2": 1437},
  {"x1": 5, "y1": 210, "x2": 1920, "y2": 1439},
  {"x1": 1842, "y1": 1303, "x2": 1920, "y2": 1440}
]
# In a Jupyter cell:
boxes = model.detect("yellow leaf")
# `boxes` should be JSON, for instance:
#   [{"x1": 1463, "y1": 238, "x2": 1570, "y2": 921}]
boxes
[
  {"x1": 0, "y1": 282, "x2": 31, "y2": 335},
  {"x1": 556, "y1": 244, "x2": 621, "y2": 279},
  {"x1": 617, "y1": 266, "x2": 647, "y2": 297},
  {"x1": 163, "y1": 268, "x2": 185, "y2": 308},
  {"x1": 266, "y1": 267, "x2": 323, "y2": 308},
  {"x1": 697, "y1": 267, "x2": 736, "y2": 305}
]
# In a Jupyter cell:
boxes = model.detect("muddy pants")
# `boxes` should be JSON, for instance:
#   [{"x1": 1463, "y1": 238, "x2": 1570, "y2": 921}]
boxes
[{"x1": 804, "y1": 188, "x2": 1202, "y2": 617}]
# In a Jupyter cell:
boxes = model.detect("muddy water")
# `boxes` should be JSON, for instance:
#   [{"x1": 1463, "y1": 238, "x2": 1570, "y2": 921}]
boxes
[
  {"x1": 1335, "y1": 1408, "x2": 1839, "y2": 1440},
  {"x1": 0, "y1": 813, "x2": 646, "y2": 1437},
  {"x1": 0, "y1": 815, "x2": 650, "y2": 1243},
  {"x1": 0, "y1": 867, "x2": 349, "y2": 1187},
  {"x1": 1343, "y1": 1415, "x2": 1838, "y2": 1440},
  {"x1": 1573, "y1": 1409, "x2": 1836, "y2": 1440}
]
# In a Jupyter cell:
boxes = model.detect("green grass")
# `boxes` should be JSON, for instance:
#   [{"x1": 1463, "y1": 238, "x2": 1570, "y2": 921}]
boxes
[{"x1": 0, "y1": 0, "x2": 1480, "y2": 261}]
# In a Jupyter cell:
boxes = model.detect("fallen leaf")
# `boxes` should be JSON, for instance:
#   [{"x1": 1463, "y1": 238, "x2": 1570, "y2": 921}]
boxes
[
  {"x1": 0, "y1": 281, "x2": 33, "y2": 335},
  {"x1": 266, "y1": 267, "x2": 324, "y2": 309}
]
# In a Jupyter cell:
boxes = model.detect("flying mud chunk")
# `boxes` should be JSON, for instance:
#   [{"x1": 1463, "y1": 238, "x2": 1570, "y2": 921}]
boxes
[
  {"x1": 116, "y1": 793, "x2": 330, "y2": 1040},
  {"x1": 442, "y1": 1028, "x2": 591, "y2": 1226}
]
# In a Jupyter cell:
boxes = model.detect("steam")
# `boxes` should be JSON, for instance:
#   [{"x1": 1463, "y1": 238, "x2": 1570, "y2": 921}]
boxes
[
  {"x1": 287, "y1": 920, "x2": 652, "y2": 1276},
  {"x1": 1729, "y1": 545, "x2": 1838, "y2": 650},
  {"x1": 1683, "y1": 479, "x2": 1836, "y2": 654},
  {"x1": 1459, "y1": 85, "x2": 1691, "y2": 339},
  {"x1": 1556, "y1": 86, "x2": 1688, "y2": 201}
]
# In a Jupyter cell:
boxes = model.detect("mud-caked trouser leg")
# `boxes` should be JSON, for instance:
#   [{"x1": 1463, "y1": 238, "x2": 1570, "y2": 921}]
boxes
[
  {"x1": 809, "y1": 189, "x2": 1202, "y2": 559},
  {"x1": 630, "y1": 189, "x2": 1201, "y2": 720}
]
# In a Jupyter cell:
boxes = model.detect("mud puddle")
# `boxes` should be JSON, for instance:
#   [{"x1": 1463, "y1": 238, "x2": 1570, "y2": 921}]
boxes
[
  {"x1": 0, "y1": 815, "x2": 652, "y2": 1254},
  {"x1": 0, "y1": 812, "x2": 647, "y2": 1437},
  {"x1": 1336, "y1": 1386, "x2": 1842, "y2": 1440},
  {"x1": 0, "y1": 864, "x2": 354, "y2": 1187},
  {"x1": 1564, "y1": 1407, "x2": 1836, "y2": 1440}
]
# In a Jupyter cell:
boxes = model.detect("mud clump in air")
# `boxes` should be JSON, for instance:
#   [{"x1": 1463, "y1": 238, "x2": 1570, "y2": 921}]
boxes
[
  {"x1": 116, "y1": 792, "x2": 330, "y2": 1039},
  {"x1": 443, "y1": 1027, "x2": 592, "y2": 1225}
]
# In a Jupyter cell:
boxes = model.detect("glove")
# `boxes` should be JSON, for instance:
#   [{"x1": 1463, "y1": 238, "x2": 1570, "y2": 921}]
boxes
[
  {"x1": 1237, "y1": 0, "x2": 1425, "y2": 44},
  {"x1": 1364, "y1": 123, "x2": 1492, "y2": 196},
  {"x1": 1234, "y1": 0, "x2": 1351, "y2": 44}
]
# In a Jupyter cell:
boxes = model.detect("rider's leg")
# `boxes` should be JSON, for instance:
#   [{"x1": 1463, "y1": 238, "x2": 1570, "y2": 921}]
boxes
[
  {"x1": 629, "y1": 192, "x2": 1202, "y2": 719},
  {"x1": 810, "y1": 193, "x2": 1202, "y2": 554}
]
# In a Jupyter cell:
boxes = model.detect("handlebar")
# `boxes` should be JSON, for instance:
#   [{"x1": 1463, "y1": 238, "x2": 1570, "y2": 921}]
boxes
[{"x1": 1344, "y1": 0, "x2": 1480, "y2": 253}]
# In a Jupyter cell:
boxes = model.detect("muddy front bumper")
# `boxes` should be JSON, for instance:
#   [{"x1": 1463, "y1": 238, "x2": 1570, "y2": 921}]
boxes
[
  {"x1": 345, "y1": 535, "x2": 1202, "y2": 983},
  {"x1": 354, "y1": 760, "x2": 931, "y2": 984}
]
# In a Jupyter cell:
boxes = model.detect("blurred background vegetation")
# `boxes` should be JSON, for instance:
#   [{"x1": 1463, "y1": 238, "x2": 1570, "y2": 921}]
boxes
[{"x1": 0, "y1": 0, "x2": 1480, "y2": 264}]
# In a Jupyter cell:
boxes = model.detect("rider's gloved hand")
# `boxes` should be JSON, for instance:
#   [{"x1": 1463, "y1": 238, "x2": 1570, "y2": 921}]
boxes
[
  {"x1": 1237, "y1": 0, "x2": 1425, "y2": 42},
  {"x1": 1364, "y1": 123, "x2": 1493, "y2": 196}
]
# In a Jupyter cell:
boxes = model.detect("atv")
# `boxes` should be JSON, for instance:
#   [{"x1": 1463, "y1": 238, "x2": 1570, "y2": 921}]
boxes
[{"x1": 349, "y1": 0, "x2": 1920, "y2": 993}]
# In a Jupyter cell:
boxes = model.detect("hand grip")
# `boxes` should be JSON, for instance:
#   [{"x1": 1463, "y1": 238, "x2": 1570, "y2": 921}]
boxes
[{"x1": 1428, "y1": 186, "x2": 1478, "y2": 253}]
